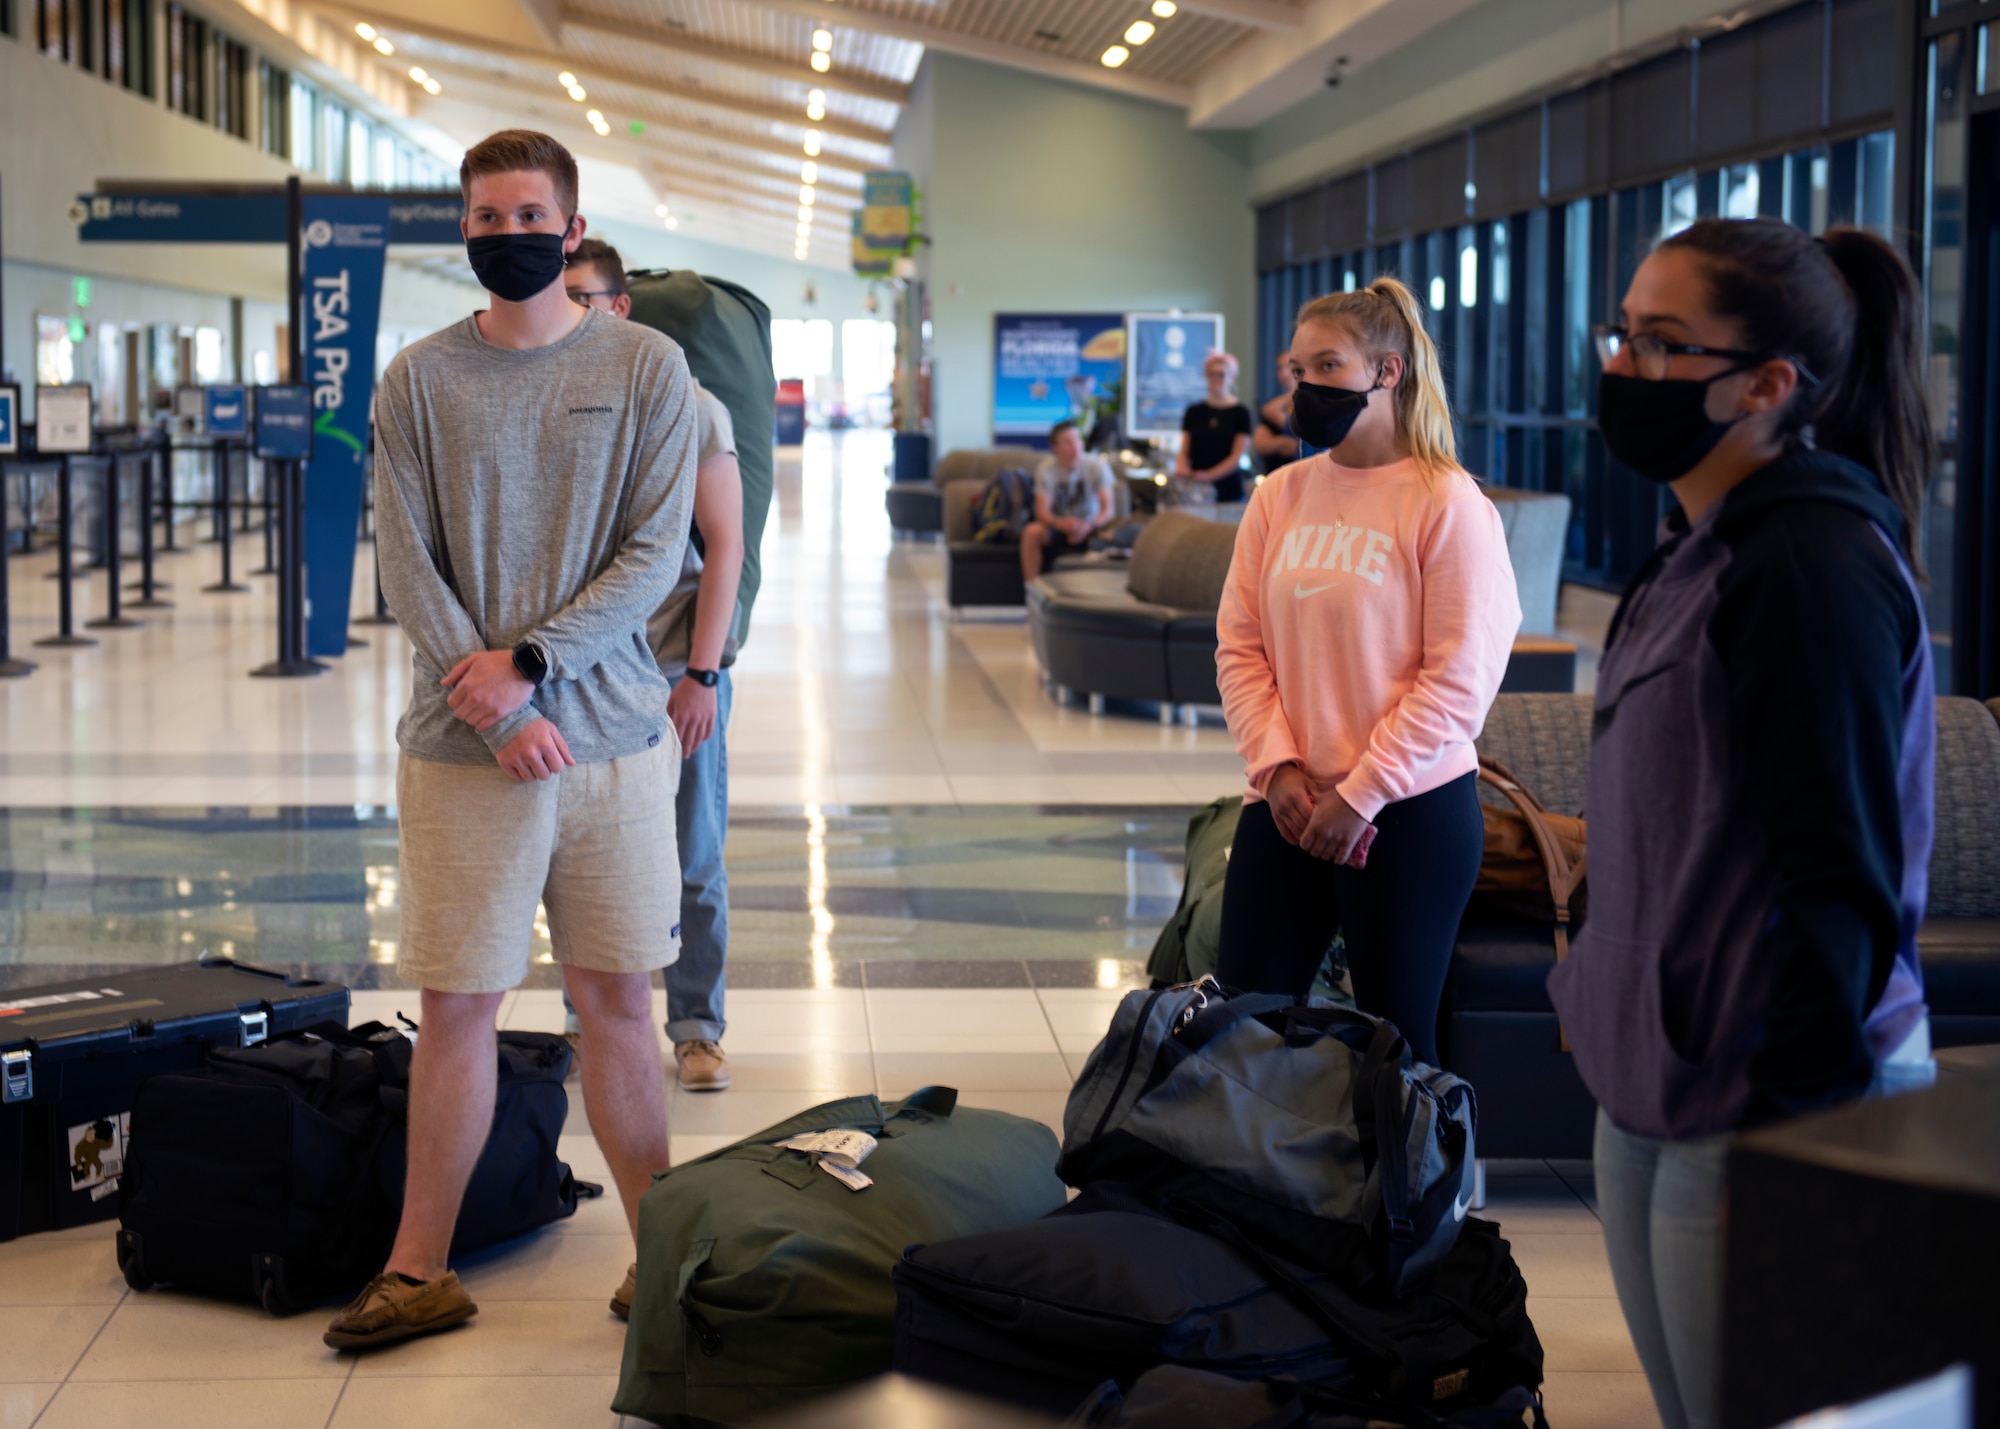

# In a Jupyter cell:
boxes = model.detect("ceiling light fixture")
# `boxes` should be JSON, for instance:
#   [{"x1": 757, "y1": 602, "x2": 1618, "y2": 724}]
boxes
[
  {"x1": 798, "y1": 204, "x2": 813, "y2": 222},
  {"x1": 422, "y1": 77, "x2": 441, "y2": 94},
  {"x1": 801, "y1": 160, "x2": 819, "y2": 183},
  {"x1": 558, "y1": 71, "x2": 576, "y2": 86},
  {"x1": 810, "y1": 51, "x2": 830, "y2": 72},
  {"x1": 568, "y1": 83, "x2": 587, "y2": 101},
  {"x1": 372, "y1": 36, "x2": 394, "y2": 54},
  {"x1": 800, "y1": 185, "x2": 816, "y2": 205},
  {"x1": 665, "y1": 216, "x2": 678, "y2": 229},
  {"x1": 812, "y1": 28, "x2": 833, "y2": 51},
  {"x1": 408, "y1": 66, "x2": 427, "y2": 82},
  {"x1": 354, "y1": 22, "x2": 377, "y2": 40},
  {"x1": 806, "y1": 89, "x2": 826, "y2": 121},
  {"x1": 656, "y1": 203, "x2": 669, "y2": 217},
  {"x1": 1100, "y1": 44, "x2": 1129, "y2": 67},
  {"x1": 803, "y1": 132, "x2": 822, "y2": 156},
  {"x1": 1124, "y1": 19, "x2": 1155, "y2": 43},
  {"x1": 1151, "y1": 0, "x2": 1177, "y2": 15},
  {"x1": 586, "y1": 108, "x2": 604, "y2": 125}
]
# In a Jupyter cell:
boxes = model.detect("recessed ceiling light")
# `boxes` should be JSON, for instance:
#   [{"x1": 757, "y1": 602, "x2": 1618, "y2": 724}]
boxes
[
  {"x1": 1124, "y1": 20, "x2": 1155, "y2": 44},
  {"x1": 373, "y1": 36, "x2": 394, "y2": 54},
  {"x1": 423, "y1": 78, "x2": 441, "y2": 95},
  {"x1": 665, "y1": 216, "x2": 678, "y2": 229},
  {"x1": 558, "y1": 71, "x2": 576, "y2": 86},
  {"x1": 800, "y1": 186, "x2": 816, "y2": 205},
  {"x1": 801, "y1": 160, "x2": 819, "y2": 183},
  {"x1": 408, "y1": 66, "x2": 427, "y2": 82},
  {"x1": 798, "y1": 205, "x2": 812, "y2": 222},
  {"x1": 804, "y1": 132, "x2": 821, "y2": 156},
  {"x1": 354, "y1": 22, "x2": 376, "y2": 40},
  {"x1": 1151, "y1": 0, "x2": 1177, "y2": 15},
  {"x1": 1100, "y1": 44, "x2": 1129, "y2": 67},
  {"x1": 812, "y1": 28, "x2": 833, "y2": 51},
  {"x1": 807, "y1": 101, "x2": 826, "y2": 120},
  {"x1": 809, "y1": 51, "x2": 830, "y2": 72},
  {"x1": 656, "y1": 203, "x2": 669, "y2": 217},
  {"x1": 586, "y1": 108, "x2": 604, "y2": 124}
]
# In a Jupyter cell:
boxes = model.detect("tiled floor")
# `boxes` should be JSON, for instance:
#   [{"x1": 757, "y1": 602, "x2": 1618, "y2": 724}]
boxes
[
  {"x1": 3, "y1": 986, "x2": 1654, "y2": 1429},
  {"x1": 0, "y1": 434, "x2": 1654, "y2": 1426}
]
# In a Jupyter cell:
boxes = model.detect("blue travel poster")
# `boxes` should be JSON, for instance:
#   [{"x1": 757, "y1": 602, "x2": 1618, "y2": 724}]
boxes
[
  {"x1": 205, "y1": 384, "x2": 248, "y2": 437},
  {"x1": 993, "y1": 313, "x2": 1125, "y2": 449},
  {"x1": 1126, "y1": 312, "x2": 1224, "y2": 439}
]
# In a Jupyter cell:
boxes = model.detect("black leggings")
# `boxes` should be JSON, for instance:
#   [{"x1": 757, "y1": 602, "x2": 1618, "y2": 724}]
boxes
[{"x1": 1214, "y1": 772, "x2": 1482, "y2": 1065}]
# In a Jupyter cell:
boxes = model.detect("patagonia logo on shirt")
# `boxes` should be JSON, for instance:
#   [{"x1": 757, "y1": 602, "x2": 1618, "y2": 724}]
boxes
[
  {"x1": 568, "y1": 405, "x2": 615, "y2": 416},
  {"x1": 1276, "y1": 521, "x2": 1396, "y2": 588}
]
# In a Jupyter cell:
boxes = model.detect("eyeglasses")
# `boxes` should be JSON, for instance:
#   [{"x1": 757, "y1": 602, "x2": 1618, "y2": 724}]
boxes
[
  {"x1": 567, "y1": 289, "x2": 620, "y2": 308},
  {"x1": 1593, "y1": 324, "x2": 1817, "y2": 386}
]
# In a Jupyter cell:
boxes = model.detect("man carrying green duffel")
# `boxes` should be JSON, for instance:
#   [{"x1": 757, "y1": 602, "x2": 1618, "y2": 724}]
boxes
[{"x1": 613, "y1": 1087, "x2": 1066, "y2": 1426}]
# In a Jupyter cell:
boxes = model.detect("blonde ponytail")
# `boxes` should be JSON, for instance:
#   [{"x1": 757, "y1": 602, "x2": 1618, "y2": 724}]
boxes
[{"x1": 1295, "y1": 277, "x2": 1458, "y2": 480}]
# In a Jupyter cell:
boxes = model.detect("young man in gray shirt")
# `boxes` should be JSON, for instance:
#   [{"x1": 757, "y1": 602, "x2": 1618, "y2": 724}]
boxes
[{"x1": 325, "y1": 130, "x2": 696, "y2": 1351}]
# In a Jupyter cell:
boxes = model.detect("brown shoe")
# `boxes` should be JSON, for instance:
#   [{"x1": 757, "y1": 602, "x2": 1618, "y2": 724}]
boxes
[
  {"x1": 611, "y1": 1262, "x2": 637, "y2": 1321},
  {"x1": 675, "y1": 1039, "x2": 731, "y2": 1091},
  {"x1": 323, "y1": 1270, "x2": 477, "y2": 1352}
]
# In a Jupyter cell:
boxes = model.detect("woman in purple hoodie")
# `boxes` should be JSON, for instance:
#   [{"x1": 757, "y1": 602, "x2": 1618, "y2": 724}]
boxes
[{"x1": 1548, "y1": 219, "x2": 1936, "y2": 1429}]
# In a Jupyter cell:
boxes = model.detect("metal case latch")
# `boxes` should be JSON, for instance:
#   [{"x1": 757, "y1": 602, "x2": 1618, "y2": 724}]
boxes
[
  {"x1": 1, "y1": 1049, "x2": 32, "y2": 1104},
  {"x1": 239, "y1": 1010, "x2": 270, "y2": 1047}
]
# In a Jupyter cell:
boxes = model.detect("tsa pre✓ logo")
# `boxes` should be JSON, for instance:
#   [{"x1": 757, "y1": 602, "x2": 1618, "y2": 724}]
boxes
[{"x1": 309, "y1": 269, "x2": 363, "y2": 454}]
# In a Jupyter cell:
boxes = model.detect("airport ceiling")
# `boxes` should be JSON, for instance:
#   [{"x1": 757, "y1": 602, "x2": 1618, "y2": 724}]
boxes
[{"x1": 279, "y1": 0, "x2": 1472, "y2": 266}]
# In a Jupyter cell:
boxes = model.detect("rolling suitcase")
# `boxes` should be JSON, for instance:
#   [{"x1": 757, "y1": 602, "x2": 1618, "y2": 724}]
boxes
[{"x1": 0, "y1": 958, "x2": 348, "y2": 1241}]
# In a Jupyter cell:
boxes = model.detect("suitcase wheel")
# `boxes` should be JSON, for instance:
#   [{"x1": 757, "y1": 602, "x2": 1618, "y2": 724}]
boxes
[
  {"x1": 256, "y1": 1253, "x2": 299, "y2": 1316},
  {"x1": 259, "y1": 1271, "x2": 282, "y2": 1316},
  {"x1": 115, "y1": 1230, "x2": 154, "y2": 1292}
]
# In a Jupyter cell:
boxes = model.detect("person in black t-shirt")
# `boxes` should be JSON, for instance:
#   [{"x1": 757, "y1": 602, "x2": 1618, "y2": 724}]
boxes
[
  {"x1": 1252, "y1": 352, "x2": 1300, "y2": 474},
  {"x1": 1176, "y1": 351, "x2": 1254, "y2": 503}
]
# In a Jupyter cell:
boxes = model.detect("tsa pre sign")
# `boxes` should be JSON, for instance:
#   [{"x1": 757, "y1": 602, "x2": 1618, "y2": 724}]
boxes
[{"x1": 300, "y1": 196, "x2": 388, "y2": 659}]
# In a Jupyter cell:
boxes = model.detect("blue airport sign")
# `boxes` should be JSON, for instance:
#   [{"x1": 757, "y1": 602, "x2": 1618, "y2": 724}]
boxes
[
  {"x1": 74, "y1": 191, "x2": 465, "y2": 245},
  {"x1": 0, "y1": 385, "x2": 18, "y2": 456},
  {"x1": 254, "y1": 386, "x2": 312, "y2": 460},
  {"x1": 205, "y1": 384, "x2": 248, "y2": 438}
]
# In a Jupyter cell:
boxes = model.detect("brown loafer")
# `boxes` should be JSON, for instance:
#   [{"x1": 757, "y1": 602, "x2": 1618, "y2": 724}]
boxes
[
  {"x1": 323, "y1": 1270, "x2": 477, "y2": 1352},
  {"x1": 611, "y1": 1262, "x2": 638, "y2": 1321},
  {"x1": 675, "y1": 1039, "x2": 730, "y2": 1091}
]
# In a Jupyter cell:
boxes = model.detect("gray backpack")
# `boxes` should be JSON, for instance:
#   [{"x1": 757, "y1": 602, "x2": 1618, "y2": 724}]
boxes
[{"x1": 1060, "y1": 979, "x2": 1478, "y2": 1298}]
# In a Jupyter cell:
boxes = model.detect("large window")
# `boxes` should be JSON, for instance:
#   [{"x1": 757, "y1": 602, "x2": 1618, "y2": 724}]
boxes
[
  {"x1": 31, "y1": 0, "x2": 151, "y2": 94},
  {"x1": 259, "y1": 61, "x2": 289, "y2": 158}
]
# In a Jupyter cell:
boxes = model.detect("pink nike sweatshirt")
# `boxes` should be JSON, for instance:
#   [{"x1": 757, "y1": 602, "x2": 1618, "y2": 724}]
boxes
[{"x1": 1216, "y1": 454, "x2": 1523, "y2": 820}]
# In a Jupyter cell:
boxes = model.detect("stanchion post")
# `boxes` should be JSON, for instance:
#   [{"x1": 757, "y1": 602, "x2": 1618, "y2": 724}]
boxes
[
  {"x1": 253, "y1": 451, "x2": 279, "y2": 575},
  {"x1": 35, "y1": 454, "x2": 95, "y2": 648},
  {"x1": 251, "y1": 457, "x2": 325, "y2": 678},
  {"x1": 158, "y1": 428, "x2": 179, "y2": 552},
  {"x1": 0, "y1": 466, "x2": 34, "y2": 677},
  {"x1": 130, "y1": 443, "x2": 171, "y2": 610},
  {"x1": 351, "y1": 456, "x2": 395, "y2": 629},
  {"x1": 204, "y1": 438, "x2": 247, "y2": 593},
  {"x1": 85, "y1": 450, "x2": 139, "y2": 630}
]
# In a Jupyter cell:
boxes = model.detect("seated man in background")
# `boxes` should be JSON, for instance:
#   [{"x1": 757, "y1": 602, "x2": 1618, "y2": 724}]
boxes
[
  {"x1": 563, "y1": 236, "x2": 746, "y2": 1099},
  {"x1": 1019, "y1": 419, "x2": 1118, "y2": 582}
]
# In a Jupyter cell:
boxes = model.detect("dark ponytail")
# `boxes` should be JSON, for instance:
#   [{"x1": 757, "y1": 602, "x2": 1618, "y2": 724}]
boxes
[{"x1": 1657, "y1": 219, "x2": 1934, "y2": 574}]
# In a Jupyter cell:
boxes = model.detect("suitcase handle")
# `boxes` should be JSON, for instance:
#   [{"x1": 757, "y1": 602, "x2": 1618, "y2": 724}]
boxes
[{"x1": 197, "y1": 956, "x2": 326, "y2": 989}]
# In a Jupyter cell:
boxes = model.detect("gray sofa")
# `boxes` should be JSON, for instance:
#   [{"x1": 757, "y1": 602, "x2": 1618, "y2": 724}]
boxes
[
  {"x1": 886, "y1": 446, "x2": 1039, "y2": 539},
  {"x1": 1026, "y1": 485, "x2": 1581, "y2": 712},
  {"x1": 1451, "y1": 693, "x2": 2000, "y2": 1158},
  {"x1": 943, "y1": 466, "x2": 1134, "y2": 611}
]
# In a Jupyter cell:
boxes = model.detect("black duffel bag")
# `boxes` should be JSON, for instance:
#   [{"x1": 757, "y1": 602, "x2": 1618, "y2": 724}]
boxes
[
  {"x1": 894, "y1": 1184, "x2": 1542, "y2": 1421},
  {"x1": 1071, "y1": 1363, "x2": 1546, "y2": 1428},
  {"x1": 117, "y1": 1021, "x2": 596, "y2": 1313}
]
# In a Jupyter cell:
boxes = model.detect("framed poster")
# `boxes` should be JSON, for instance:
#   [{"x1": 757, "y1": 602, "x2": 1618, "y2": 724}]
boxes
[
  {"x1": 34, "y1": 384, "x2": 94, "y2": 454},
  {"x1": 993, "y1": 313, "x2": 1125, "y2": 449},
  {"x1": 1125, "y1": 313, "x2": 1225, "y2": 441},
  {"x1": 205, "y1": 384, "x2": 248, "y2": 438},
  {"x1": 0, "y1": 385, "x2": 18, "y2": 456},
  {"x1": 253, "y1": 385, "x2": 312, "y2": 461}
]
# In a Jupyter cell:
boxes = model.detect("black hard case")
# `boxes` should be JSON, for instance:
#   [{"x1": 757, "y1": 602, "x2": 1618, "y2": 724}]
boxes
[{"x1": 0, "y1": 959, "x2": 349, "y2": 1241}]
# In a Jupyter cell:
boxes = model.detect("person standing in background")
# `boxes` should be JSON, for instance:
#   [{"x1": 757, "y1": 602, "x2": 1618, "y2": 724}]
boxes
[
  {"x1": 564, "y1": 236, "x2": 745, "y2": 1101},
  {"x1": 1213, "y1": 279, "x2": 1521, "y2": 1066},
  {"x1": 1550, "y1": 219, "x2": 1937, "y2": 1429},
  {"x1": 1253, "y1": 352, "x2": 1301, "y2": 473},
  {"x1": 1176, "y1": 352, "x2": 1254, "y2": 503}
]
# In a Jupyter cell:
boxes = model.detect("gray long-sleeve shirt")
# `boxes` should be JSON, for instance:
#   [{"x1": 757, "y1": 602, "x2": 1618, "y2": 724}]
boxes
[{"x1": 373, "y1": 308, "x2": 697, "y2": 765}]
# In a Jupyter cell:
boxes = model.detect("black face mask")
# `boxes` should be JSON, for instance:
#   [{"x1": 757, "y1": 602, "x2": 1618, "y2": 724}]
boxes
[
  {"x1": 1291, "y1": 377, "x2": 1381, "y2": 452},
  {"x1": 1596, "y1": 372, "x2": 1749, "y2": 484},
  {"x1": 465, "y1": 225, "x2": 572, "y2": 303}
]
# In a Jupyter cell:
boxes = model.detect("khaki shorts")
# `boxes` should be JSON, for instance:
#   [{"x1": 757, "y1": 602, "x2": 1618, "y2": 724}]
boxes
[{"x1": 395, "y1": 741, "x2": 682, "y2": 993}]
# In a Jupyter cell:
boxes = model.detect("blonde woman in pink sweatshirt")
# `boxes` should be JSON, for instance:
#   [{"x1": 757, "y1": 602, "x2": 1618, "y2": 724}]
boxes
[{"x1": 1213, "y1": 278, "x2": 1522, "y2": 1063}]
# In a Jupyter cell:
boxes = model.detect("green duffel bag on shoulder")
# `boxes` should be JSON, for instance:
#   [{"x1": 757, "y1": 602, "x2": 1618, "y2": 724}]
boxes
[{"x1": 611, "y1": 1086, "x2": 1066, "y2": 1427}]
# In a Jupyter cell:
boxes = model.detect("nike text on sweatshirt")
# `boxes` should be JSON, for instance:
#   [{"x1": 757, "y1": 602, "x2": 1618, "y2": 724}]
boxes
[{"x1": 1215, "y1": 455, "x2": 1523, "y2": 820}]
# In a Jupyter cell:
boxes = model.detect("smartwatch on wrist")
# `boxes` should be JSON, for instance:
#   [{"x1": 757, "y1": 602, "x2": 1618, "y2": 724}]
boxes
[
  {"x1": 511, "y1": 640, "x2": 550, "y2": 687},
  {"x1": 684, "y1": 667, "x2": 720, "y2": 688}
]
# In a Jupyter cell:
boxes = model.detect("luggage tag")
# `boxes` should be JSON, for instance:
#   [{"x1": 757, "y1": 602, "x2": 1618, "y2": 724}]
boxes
[{"x1": 774, "y1": 1129, "x2": 878, "y2": 1191}]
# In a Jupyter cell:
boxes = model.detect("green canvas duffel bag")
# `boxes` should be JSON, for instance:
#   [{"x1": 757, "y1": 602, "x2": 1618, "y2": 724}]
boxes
[
  {"x1": 611, "y1": 1086, "x2": 1067, "y2": 1427},
  {"x1": 1145, "y1": 795, "x2": 1242, "y2": 987},
  {"x1": 623, "y1": 269, "x2": 776, "y2": 653}
]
